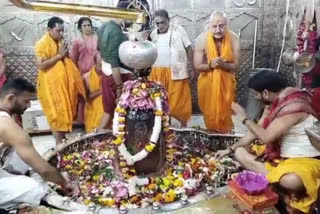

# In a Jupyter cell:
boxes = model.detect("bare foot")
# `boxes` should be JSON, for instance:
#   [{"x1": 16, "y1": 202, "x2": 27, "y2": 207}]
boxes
[{"x1": 284, "y1": 194, "x2": 304, "y2": 214}]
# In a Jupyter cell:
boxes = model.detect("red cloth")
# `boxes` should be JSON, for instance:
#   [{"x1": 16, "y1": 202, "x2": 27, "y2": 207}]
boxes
[
  {"x1": 262, "y1": 88, "x2": 317, "y2": 163},
  {"x1": 101, "y1": 73, "x2": 133, "y2": 115},
  {"x1": 312, "y1": 87, "x2": 320, "y2": 119},
  {"x1": 296, "y1": 18, "x2": 318, "y2": 89}
]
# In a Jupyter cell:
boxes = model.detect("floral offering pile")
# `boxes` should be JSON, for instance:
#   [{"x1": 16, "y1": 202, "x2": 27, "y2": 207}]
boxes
[
  {"x1": 57, "y1": 140, "x2": 240, "y2": 208},
  {"x1": 55, "y1": 79, "x2": 241, "y2": 208}
]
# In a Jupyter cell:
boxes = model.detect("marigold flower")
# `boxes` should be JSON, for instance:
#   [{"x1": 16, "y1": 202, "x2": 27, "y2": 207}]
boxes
[
  {"x1": 145, "y1": 143, "x2": 156, "y2": 152},
  {"x1": 164, "y1": 189, "x2": 176, "y2": 203},
  {"x1": 154, "y1": 111, "x2": 163, "y2": 116}
]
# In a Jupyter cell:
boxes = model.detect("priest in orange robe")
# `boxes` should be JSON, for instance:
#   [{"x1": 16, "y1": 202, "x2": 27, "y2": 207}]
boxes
[
  {"x1": 35, "y1": 17, "x2": 86, "y2": 144},
  {"x1": 194, "y1": 11, "x2": 240, "y2": 133}
]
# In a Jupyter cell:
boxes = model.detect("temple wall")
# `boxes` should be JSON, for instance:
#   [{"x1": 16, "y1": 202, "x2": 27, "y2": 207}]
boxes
[{"x1": 0, "y1": 0, "x2": 311, "y2": 112}]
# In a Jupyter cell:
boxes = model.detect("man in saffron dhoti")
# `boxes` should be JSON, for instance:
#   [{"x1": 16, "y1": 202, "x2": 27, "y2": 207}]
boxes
[
  {"x1": 215, "y1": 70, "x2": 320, "y2": 214},
  {"x1": 149, "y1": 9, "x2": 193, "y2": 127},
  {"x1": 194, "y1": 11, "x2": 240, "y2": 133},
  {"x1": 35, "y1": 17, "x2": 86, "y2": 144}
]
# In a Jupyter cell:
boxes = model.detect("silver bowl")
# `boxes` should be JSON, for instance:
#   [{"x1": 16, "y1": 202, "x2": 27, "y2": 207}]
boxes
[
  {"x1": 119, "y1": 40, "x2": 158, "y2": 69},
  {"x1": 282, "y1": 48, "x2": 296, "y2": 66}
]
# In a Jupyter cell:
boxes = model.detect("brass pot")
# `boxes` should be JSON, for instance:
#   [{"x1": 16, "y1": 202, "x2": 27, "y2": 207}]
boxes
[{"x1": 295, "y1": 53, "x2": 316, "y2": 74}]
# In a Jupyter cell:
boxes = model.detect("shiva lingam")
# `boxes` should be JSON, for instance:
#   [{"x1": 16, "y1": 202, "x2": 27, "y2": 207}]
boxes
[
  {"x1": 114, "y1": 39, "x2": 168, "y2": 177},
  {"x1": 43, "y1": 39, "x2": 243, "y2": 212}
]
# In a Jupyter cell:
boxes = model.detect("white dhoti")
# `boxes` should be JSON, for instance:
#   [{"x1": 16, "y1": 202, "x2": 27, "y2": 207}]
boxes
[{"x1": 0, "y1": 149, "x2": 49, "y2": 210}]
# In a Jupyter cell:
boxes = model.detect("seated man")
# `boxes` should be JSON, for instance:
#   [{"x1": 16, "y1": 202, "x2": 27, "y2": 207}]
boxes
[
  {"x1": 0, "y1": 78, "x2": 83, "y2": 211},
  {"x1": 215, "y1": 70, "x2": 320, "y2": 214}
]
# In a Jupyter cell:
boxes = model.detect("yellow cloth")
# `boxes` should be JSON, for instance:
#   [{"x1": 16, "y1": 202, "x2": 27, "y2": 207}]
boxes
[
  {"x1": 249, "y1": 143, "x2": 320, "y2": 213},
  {"x1": 150, "y1": 67, "x2": 192, "y2": 122},
  {"x1": 198, "y1": 31, "x2": 235, "y2": 133},
  {"x1": 35, "y1": 32, "x2": 86, "y2": 132},
  {"x1": 266, "y1": 158, "x2": 320, "y2": 213},
  {"x1": 84, "y1": 67, "x2": 104, "y2": 133}
]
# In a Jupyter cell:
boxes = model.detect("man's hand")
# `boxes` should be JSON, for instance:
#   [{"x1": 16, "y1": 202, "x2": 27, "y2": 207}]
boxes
[
  {"x1": 87, "y1": 95, "x2": 94, "y2": 103},
  {"x1": 210, "y1": 57, "x2": 226, "y2": 69},
  {"x1": 58, "y1": 41, "x2": 68, "y2": 58},
  {"x1": 116, "y1": 88, "x2": 122, "y2": 103},
  {"x1": 209, "y1": 57, "x2": 221, "y2": 69},
  {"x1": 214, "y1": 149, "x2": 231, "y2": 160},
  {"x1": 216, "y1": 57, "x2": 225, "y2": 67},
  {"x1": 61, "y1": 182, "x2": 77, "y2": 197},
  {"x1": 87, "y1": 90, "x2": 102, "y2": 102},
  {"x1": 217, "y1": 59, "x2": 229, "y2": 70},
  {"x1": 232, "y1": 102, "x2": 248, "y2": 122}
]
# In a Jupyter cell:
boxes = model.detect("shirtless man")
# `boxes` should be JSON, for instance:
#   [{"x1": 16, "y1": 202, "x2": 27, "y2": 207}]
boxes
[
  {"x1": 215, "y1": 70, "x2": 320, "y2": 213},
  {"x1": 194, "y1": 10, "x2": 240, "y2": 133},
  {"x1": 0, "y1": 78, "x2": 84, "y2": 211}
]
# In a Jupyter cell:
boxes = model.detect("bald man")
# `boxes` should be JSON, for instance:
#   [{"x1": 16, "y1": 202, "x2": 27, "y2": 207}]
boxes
[{"x1": 194, "y1": 11, "x2": 240, "y2": 133}]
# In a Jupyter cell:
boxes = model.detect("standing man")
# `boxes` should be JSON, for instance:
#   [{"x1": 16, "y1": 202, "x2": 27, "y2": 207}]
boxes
[
  {"x1": 35, "y1": 17, "x2": 86, "y2": 144},
  {"x1": 0, "y1": 78, "x2": 82, "y2": 211},
  {"x1": 97, "y1": 19, "x2": 134, "y2": 130},
  {"x1": 194, "y1": 11, "x2": 240, "y2": 133},
  {"x1": 149, "y1": 9, "x2": 193, "y2": 127}
]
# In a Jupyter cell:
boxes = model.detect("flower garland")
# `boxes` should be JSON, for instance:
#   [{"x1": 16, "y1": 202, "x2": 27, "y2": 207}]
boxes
[
  {"x1": 112, "y1": 80, "x2": 172, "y2": 167},
  {"x1": 113, "y1": 94, "x2": 161, "y2": 165},
  {"x1": 110, "y1": 79, "x2": 174, "y2": 196}
]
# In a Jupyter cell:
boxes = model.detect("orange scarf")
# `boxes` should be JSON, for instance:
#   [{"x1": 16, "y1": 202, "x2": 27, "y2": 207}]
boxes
[
  {"x1": 84, "y1": 67, "x2": 104, "y2": 133},
  {"x1": 198, "y1": 31, "x2": 236, "y2": 133}
]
